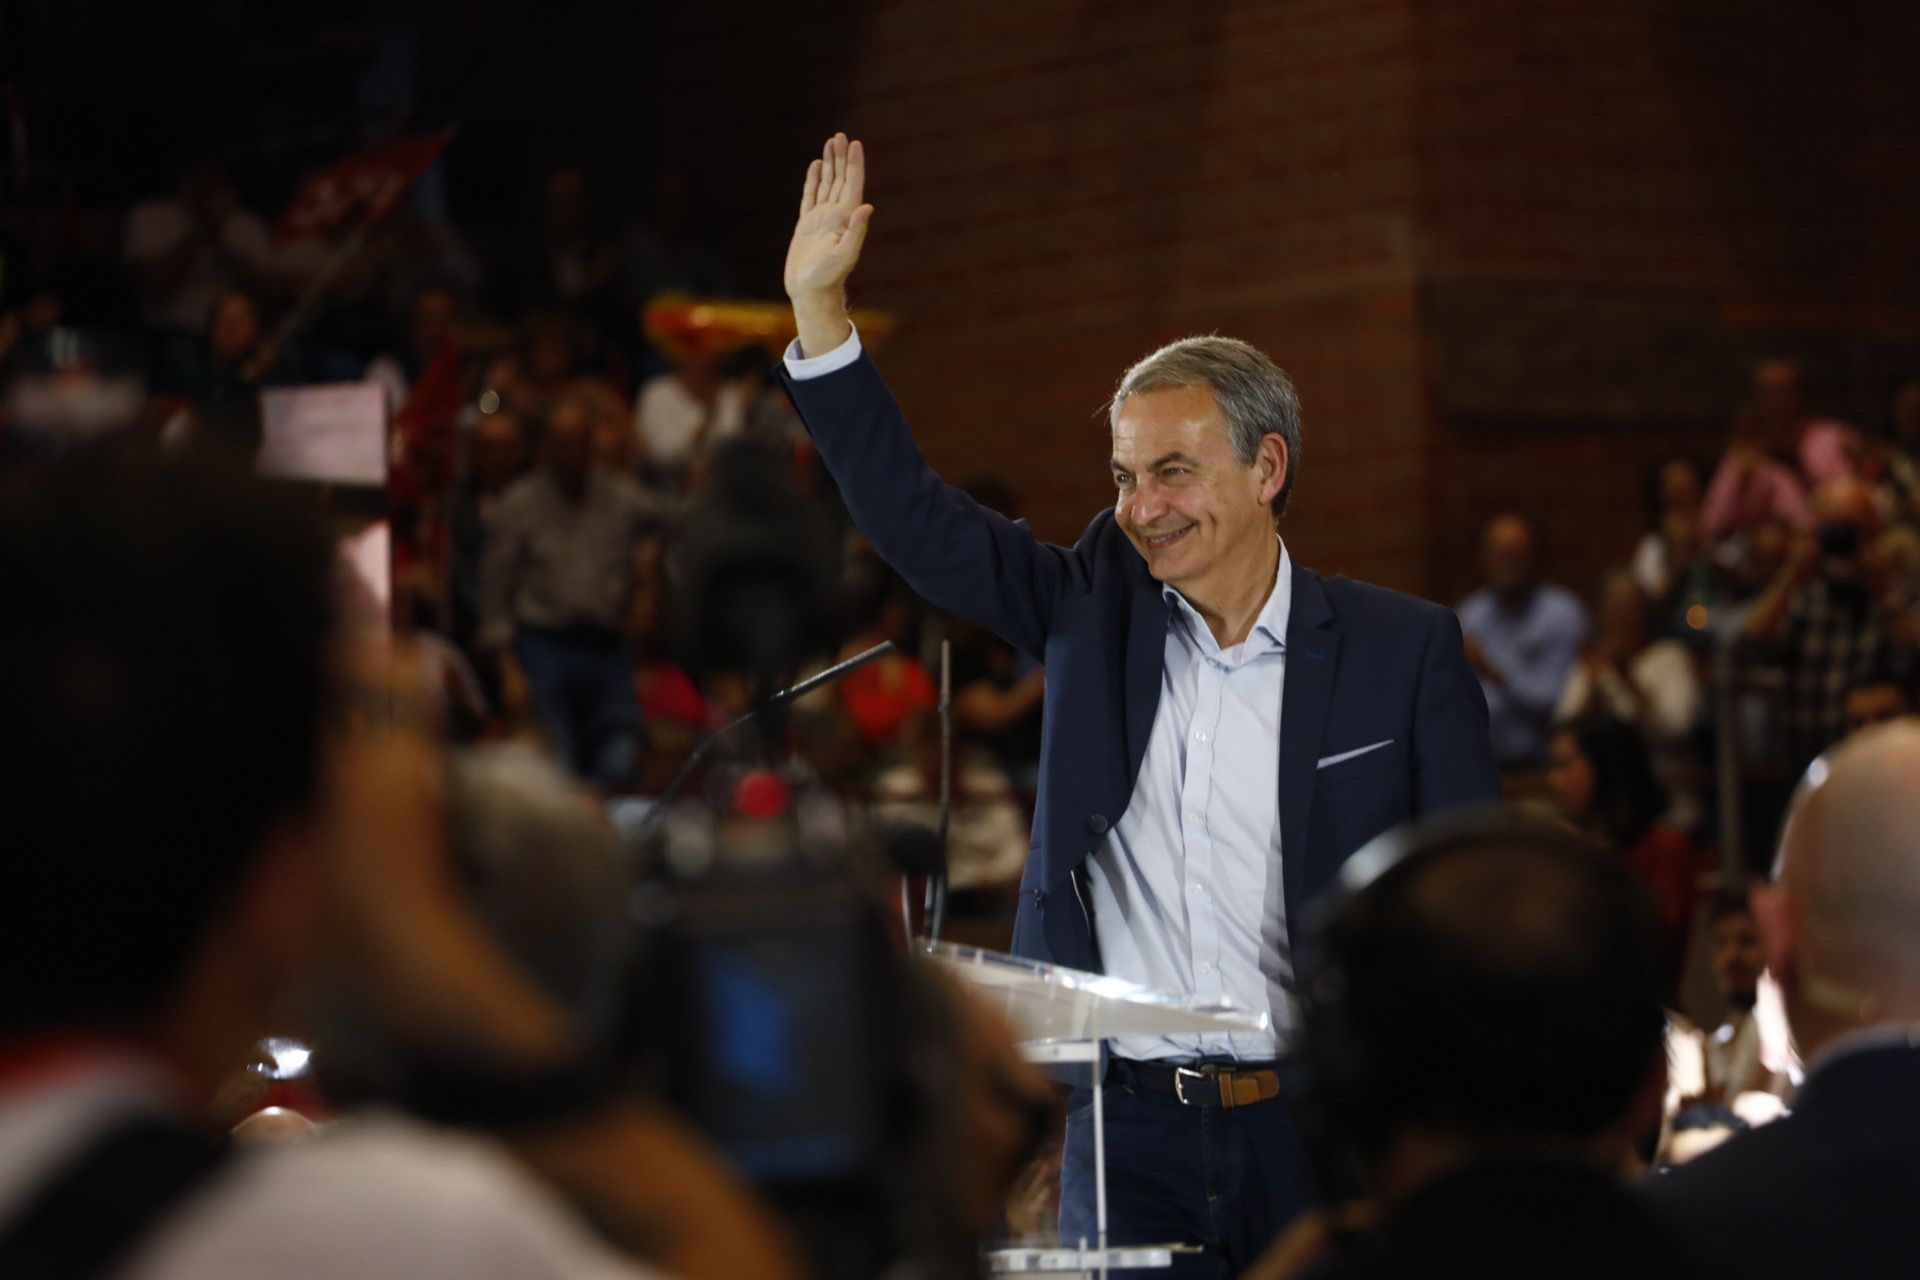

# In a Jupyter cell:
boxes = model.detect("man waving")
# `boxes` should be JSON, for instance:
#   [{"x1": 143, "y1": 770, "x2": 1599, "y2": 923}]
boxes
[{"x1": 778, "y1": 134, "x2": 1498, "y2": 1276}]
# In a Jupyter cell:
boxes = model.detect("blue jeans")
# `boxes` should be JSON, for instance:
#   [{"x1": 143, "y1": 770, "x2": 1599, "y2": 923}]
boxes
[
  {"x1": 514, "y1": 626, "x2": 640, "y2": 784},
  {"x1": 1059, "y1": 1059, "x2": 1315, "y2": 1279}
]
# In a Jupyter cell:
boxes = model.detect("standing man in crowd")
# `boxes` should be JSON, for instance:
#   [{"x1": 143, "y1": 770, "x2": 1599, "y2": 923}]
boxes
[
  {"x1": 1643, "y1": 722, "x2": 1920, "y2": 1278},
  {"x1": 480, "y1": 396, "x2": 664, "y2": 783},
  {"x1": 1457, "y1": 513, "x2": 1587, "y2": 769},
  {"x1": 1742, "y1": 478, "x2": 1916, "y2": 767},
  {"x1": 776, "y1": 133, "x2": 1497, "y2": 1276}
]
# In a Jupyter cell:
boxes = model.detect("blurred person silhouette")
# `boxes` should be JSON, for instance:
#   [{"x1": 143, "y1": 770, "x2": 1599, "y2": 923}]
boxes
[
  {"x1": 1750, "y1": 357, "x2": 1864, "y2": 490},
  {"x1": 123, "y1": 155, "x2": 290, "y2": 370},
  {"x1": 1701, "y1": 407, "x2": 1812, "y2": 550},
  {"x1": 366, "y1": 281, "x2": 461, "y2": 415},
  {"x1": 1872, "y1": 377, "x2": 1920, "y2": 525},
  {"x1": 1840, "y1": 668, "x2": 1910, "y2": 738},
  {"x1": 480, "y1": 396, "x2": 665, "y2": 782},
  {"x1": 1659, "y1": 890, "x2": 1790, "y2": 1167},
  {"x1": 632, "y1": 350, "x2": 746, "y2": 487},
  {"x1": 1457, "y1": 514, "x2": 1587, "y2": 768},
  {"x1": 1632, "y1": 455, "x2": 1709, "y2": 614},
  {"x1": 0, "y1": 450, "x2": 671, "y2": 1278},
  {"x1": 1642, "y1": 722, "x2": 1920, "y2": 1278},
  {"x1": 1546, "y1": 715, "x2": 1701, "y2": 988},
  {"x1": 1250, "y1": 814, "x2": 1704, "y2": 1280},
  {"x1": 1557, "y1": 571, "x2": 1705, "y2": 834},
  {"x1": 169, "y1": 289, "x2": 303, "y2": 460},
  {"x1": 311, "y1": 744, "x2": 805, "y2": 1279},
  {"x1": 449, "y1": 410, "x2": 529, "y2": 659},
  {"x1": 1742, "y1": 478, "x2": 1918, "y2": 767},
  {"x1": 868, "y1": 708, "x2": 1029, "y2": 896}
]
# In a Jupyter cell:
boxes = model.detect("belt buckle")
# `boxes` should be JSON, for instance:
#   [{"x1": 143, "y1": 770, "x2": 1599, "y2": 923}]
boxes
[{"x1": 1173, "y1": 1066, "x2": 1211, "y2": 1107}]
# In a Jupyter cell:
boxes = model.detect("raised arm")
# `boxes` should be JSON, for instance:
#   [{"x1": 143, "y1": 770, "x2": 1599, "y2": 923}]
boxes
[{"x1": 777, "y1": 135, "x2": 1084, "y2": 658}]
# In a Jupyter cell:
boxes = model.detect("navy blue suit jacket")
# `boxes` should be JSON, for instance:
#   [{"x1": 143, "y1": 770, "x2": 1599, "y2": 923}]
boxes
[
  {"x1": 1641, "y1": 1044, "x2": 1920, "y2": 1279},
  {"x1": 778, "y1": 352, "x2": 1499, "y2": 973}
]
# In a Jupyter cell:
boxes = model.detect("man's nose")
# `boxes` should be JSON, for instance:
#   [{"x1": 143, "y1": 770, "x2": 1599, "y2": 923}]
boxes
[{"x1": 1127, "y1": 479, "x2": 1168, "y2": 522}]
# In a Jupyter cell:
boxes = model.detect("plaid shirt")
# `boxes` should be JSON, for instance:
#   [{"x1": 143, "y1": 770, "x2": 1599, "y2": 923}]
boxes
[{"x1": 1779, "y1": 576, "x2": 1908, "y2": 762}]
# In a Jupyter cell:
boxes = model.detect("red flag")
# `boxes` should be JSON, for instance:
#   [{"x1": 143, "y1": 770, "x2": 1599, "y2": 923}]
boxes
[{"x1": 277, "y1": 131, "x2": 451, "y2": 243}]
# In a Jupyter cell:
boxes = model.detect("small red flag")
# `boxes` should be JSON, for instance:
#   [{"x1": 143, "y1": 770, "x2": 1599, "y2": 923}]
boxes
[{"x1": 277, "y1": 131, "x2": 452, "y2": 243}]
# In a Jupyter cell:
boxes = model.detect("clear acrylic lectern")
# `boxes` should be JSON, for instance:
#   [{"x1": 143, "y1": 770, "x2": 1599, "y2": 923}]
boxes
[{"x1": 923, "y1": 941, "x2": 1271, "y2": 1278}]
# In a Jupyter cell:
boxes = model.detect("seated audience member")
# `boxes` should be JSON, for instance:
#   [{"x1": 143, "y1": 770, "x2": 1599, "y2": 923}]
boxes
[
  {"x1": 480, "y1": 398, "x2": 665, "y2": 782},
  {"x1": 1842, "y1": 668, "x2": 1910, "y2": 739},
  {"x1": 1557, "y1": 571, "x2": 1705, "y2": 833},
  {"x1": 1457, "y1": 514, "x2": 1588, "y2": 768},
  {"x1": 1701, "y1": 408, "x2": 1812, "y2": 548},
  {"x1": 1742, "y1": 478, "x2": 1918, "y2": 767},
  {"x1": 1641, "y1": 723, "x2": 1920, "y2": 1279},
  {"x1": 0, "y1": 452, "x2": 666, "y2": 1278},
  {"x1": 1252, "y1": 814, "x2": 1703, "y2": 1279},
  {"x1": 1632, "y1": 454, "x2": 1709, "y2": 611},
  {"x1": 1660, "y1": 891, "x2": 1791, "y2": 1167},
  {"x1": 1546, "y1": 716, "x2": 1700, "y2": 985}
]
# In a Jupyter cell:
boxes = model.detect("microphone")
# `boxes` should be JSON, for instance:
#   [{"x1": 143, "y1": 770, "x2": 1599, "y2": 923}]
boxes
[{"x1": 636, "y1": 641, "x2": 898, "y2": 836}]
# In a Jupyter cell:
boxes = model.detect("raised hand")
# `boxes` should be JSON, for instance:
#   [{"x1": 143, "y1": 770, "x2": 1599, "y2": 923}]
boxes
[{"x1": 784, "y1": 133, "x2": 872, "y2": 356}]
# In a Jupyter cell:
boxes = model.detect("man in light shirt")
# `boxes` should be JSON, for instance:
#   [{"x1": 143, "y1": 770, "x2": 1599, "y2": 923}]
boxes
[{"x1": 775, "y1": 133, "x2": 1498, "y2": 1276}]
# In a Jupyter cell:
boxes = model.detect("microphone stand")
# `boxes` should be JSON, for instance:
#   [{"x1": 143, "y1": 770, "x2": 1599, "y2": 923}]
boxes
[
  {"x1": 923, "y1": 640, "x2": 952, "y2": 943},
  {"x1": 636, "y1": 641, "x2": 896, "y2": 841}
]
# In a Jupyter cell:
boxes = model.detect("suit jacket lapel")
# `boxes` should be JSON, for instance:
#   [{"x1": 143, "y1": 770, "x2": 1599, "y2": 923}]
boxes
[{"x1": 1280, "y1": 566, "x2": 1340, "y2": 920}]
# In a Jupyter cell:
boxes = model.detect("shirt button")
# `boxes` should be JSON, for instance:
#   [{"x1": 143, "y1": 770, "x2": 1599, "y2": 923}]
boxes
[
  {"x1": 1194, "y1": 730, "x2": 1208, "y2": 743},
  {"x1": 1192, "y1": 882, "x2": 1206, "y2": 895},
  {"x1": 1209, "y1": 659, "x2": 1223, "y2": 670},
  {"x1": 1199, "y1": 962, "x2": 1214, "y2": 974}
]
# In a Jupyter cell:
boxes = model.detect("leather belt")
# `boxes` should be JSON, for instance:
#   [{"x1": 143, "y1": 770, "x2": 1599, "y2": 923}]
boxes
[{"x1": 1112, "y1": 1057, "x2": 1283, "y2": 1109}]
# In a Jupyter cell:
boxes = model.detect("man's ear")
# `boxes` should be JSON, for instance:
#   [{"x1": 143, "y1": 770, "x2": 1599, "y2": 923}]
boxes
[{"x1": 1256, "y1": 433, "x2": 1289, "y2": 508}]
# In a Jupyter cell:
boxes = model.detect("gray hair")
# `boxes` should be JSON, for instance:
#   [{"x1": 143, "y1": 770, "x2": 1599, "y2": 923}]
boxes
[{"x1": 1108, "y1": 336, "x2": 1304, "y2": 522}]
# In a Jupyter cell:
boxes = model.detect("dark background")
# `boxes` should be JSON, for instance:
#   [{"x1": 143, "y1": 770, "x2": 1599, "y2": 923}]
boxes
[{"x1": 5, "y1": 0, "x2": 1917, "y2": 602}]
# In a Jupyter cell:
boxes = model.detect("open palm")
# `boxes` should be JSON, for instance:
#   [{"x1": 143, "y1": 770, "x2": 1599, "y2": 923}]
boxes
[{"x1": 784, "y1": 133, "x2": 873, "y2": 300}]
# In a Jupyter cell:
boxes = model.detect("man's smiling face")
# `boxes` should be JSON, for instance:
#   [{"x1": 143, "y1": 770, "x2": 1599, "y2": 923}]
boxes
[{"x1": 1110, "y1": 384, "x2": 1284, "y2": 595}]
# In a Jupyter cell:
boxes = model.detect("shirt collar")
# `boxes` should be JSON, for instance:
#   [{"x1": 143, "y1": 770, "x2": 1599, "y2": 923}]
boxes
[{"x1": 1162, "y1": 539, "x2": 1292, "y2": 655}]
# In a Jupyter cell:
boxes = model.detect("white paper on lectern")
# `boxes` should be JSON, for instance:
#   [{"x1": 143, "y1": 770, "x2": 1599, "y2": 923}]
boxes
[{"x1": 923, "y1": 941, "x2": 1269, "y2": 1043}]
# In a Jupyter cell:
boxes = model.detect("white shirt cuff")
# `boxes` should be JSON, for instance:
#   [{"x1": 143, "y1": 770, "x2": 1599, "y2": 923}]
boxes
[{"x1": 782, "y1": 324, "x2": 863, "y2": 380}]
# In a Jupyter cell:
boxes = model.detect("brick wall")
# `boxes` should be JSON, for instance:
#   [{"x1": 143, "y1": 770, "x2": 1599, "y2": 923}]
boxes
[{"x1": 651, "y1": 0, "x2": 1920, "y2": 605}]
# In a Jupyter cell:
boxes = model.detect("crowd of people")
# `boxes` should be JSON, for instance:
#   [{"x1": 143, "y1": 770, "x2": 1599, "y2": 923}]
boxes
[{"x1": 4, "y1": 128, "x2": 1920, "y2": 1279}]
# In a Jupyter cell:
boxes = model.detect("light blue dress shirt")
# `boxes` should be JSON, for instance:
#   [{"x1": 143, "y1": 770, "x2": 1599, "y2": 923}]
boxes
[{"x1": 1094, "y1": 543, "x2": 1293, "y2": 1062}]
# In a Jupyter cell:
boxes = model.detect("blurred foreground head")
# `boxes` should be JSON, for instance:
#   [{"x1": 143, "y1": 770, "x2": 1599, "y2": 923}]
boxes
[
  {"x1": 0, "y1": 449, "x2": 334, "y2": 1041},
  {"x1": 1764, "y1": 722, "x2": 1920, "y2": 1060},
  {"x1": 1296, "y1": 812, "x2": 1666, "y2": 1199},
  {"x1": 316, "y1": 745, "x2": 633, "y2": 1108}
]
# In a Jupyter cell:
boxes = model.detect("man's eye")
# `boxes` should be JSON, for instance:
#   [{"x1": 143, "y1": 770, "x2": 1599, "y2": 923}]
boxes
[
  {"x1": 1162, "y1": 467, "x2": 1186, "y2": 478},
  {"x1": 1114, "y1": 473, "x2": 1133, "y2": 486}
]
